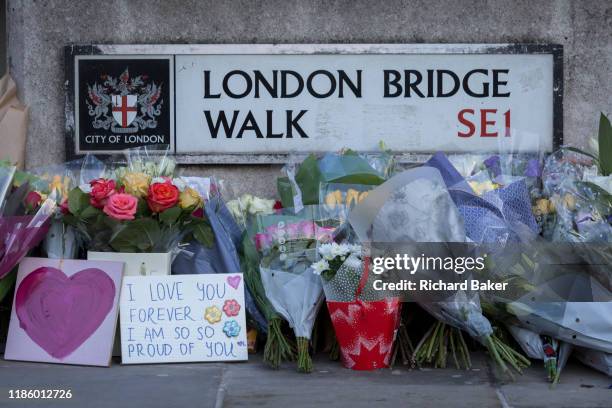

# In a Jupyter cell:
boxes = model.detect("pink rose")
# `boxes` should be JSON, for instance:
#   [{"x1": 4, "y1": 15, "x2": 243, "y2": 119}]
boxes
[
  {"x1": 90, "y1": 178, "x2": 116, "y2": 209},
  {"x1": 103, "y1": 193, "x2": 138, "y2": 220},
  {"x1": 254, "y1": 233, "x2": 273, "y2": 251}
]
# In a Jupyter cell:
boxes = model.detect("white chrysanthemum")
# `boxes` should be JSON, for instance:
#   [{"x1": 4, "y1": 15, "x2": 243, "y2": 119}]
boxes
[
  {"x1": 311, "y1": 259, "x2": 329, "y2": 275},
  {"x1": 337, "y1": 243, "x2": 352, "y2": 256},
  {"x1": 318, "y1": 243, "x2": 335, "y2": 260},
  {"x1": 344, "y1": 254, "x2": 362, "y2": 269},
  {"x1": 331, "y1": 242, "x2": 352, "y2": 258},
  {"x1": 226, "y1": 199, "x2": 243, "y2": 219},
  {"x1": 349, "y1": 244, "x2": 362, "y2": 255},
  {"x1": 151, "y1": 176, "x2": 166, "y2": 184},
  {"x1": 249, "y1": 197, "x2": 275, "y2": 215}
]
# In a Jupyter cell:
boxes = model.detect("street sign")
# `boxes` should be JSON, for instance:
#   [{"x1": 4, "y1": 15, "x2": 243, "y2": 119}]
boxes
[{"x1": 66, "y1": 44, "x2": 562, "y2": 162}]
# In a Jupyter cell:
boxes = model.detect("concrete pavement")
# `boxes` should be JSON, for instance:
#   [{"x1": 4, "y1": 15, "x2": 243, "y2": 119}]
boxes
[{"x1": 0, "y1": 353, "x2": 610, "y2": 408}]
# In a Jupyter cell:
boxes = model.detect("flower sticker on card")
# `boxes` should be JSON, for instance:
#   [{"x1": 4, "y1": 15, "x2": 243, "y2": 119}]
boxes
[
  {"x1": 204, "y1": 305, "x2": 222, "y2": 324},
  {"x1": 223, "y1": 320, "x2": 241, "y2": 338},
  {"x1": 223, "y1": 299, "x2": 241, "y2": 317}
]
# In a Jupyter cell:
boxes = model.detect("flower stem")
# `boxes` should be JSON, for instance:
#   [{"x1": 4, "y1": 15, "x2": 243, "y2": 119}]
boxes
[
  {"x1": 263, "y1": 318, "x2": 295, "y2": 369},
  {"x1": 296, "y1": 337, "x2": 313, "y2": 373}
]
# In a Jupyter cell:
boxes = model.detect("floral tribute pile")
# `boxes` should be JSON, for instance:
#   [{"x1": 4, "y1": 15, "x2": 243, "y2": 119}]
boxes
[{"x1": 0, "y1": 115, "x2": 611, "y2": 382}]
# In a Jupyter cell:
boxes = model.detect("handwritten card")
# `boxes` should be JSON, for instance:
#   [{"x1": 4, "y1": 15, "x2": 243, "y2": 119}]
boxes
[{"x1": 119, "y1": 273, "x2": 248, "y2": 364}]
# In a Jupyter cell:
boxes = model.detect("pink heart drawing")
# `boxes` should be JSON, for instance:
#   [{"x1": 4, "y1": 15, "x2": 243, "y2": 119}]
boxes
[
  {"x1": 15, "y1": 267, "x2": 116, "y2": 360},
  {"x1": 227, "y1": 275, "x2": 241, "y2": 289}
]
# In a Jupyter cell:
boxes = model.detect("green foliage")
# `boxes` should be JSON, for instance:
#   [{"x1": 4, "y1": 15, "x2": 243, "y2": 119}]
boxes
[
  {"x1": 109, "y1": 218, "x2": 162, "y2": 252},
  {"x1": 0, "y1": 270, "x2": 16, "y2": 303},
  {"x1": 159, "y1": 206, "x2": 182, "y2": 225},
  {"x1": 191, "y1": 217, "x2": 215, "y2": 247},
  {"x1": 67, "y1": 188, "x2": 90, "y2": 215},
  {"x1": 598, "y1": 113, "x2": 612, "y2": 176},
  {"x1": 277, "y1": 152, "x2": 387, "y2": 208}
]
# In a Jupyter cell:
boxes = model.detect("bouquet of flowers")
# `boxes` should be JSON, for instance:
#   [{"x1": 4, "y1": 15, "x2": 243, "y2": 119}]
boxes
[
  {"x1": 226, "y1": 193, "x2": 278, "y2": 228},
  {"x1": 277, "y1": 144, "x2": 395, "y2": 210},
  {"x1": 255, "y1": 206, "x2": 327, "y2": 372},
  {"x1": 1, "y1": 198, "x2": 56, "y2": 281},
  {"x1": 314, "y1": 241, "x2": 401, "y2": 370},
  {"x1": 25, "y1": 155, "x2": 107, "y2": 258},
  {"x1": 62, "y1": 151, "x2": 213, "y2": 253},
  {"x1": 172, "y1": 181, "x2": 268, "y2": 334},
  {"x1": 348, "y1": 166, "x2": 527, "y2": 377}
]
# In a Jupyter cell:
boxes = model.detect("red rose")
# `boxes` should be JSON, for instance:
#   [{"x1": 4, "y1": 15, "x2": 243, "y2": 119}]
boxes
[
  {"x1": 24, "y1": 191, "x2": 42, "y2": 210},
  {"x1": 60, "y1": 199, "x2": 70, "y2": 215},
  {"x1": 273, "y1": 200, "x2": 283, "y2": 211},
  {"x1": 147, "y1": 180, "x2": 179, "y2": 213},
  {"x1": 89, "y1": 178, "x2": 116, "y2": 209}
]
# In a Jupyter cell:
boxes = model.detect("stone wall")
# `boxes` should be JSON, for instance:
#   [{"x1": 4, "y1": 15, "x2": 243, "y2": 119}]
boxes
[{"x1": 7, "y1": 0, "x2": 612, "y2": 196}]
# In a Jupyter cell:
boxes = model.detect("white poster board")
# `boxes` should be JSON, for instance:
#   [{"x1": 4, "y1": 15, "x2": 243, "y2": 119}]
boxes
[
  {"x1": 176, "y1": 52, "x2": 553, "y2": 154},
  {"x1": 120, "y1": 274, "x2": 248, "y2": 364}
]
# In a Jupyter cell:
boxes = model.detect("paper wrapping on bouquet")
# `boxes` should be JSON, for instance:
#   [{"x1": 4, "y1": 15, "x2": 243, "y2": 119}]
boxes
[
  {"x1": 508, "y1": 300, "x2": 612, "y2": 354},
  {"x1": 0, "y1": 165, "x2": 16, "y2": 209},
  {"x1": 426, "y1": 152, "x2": 538, "y2": 244},
  {"x1": 487, "y1": 242, "x2": 612, "y2": 354},
  {"x1": 259, "y1": 263, "x2": 324, "y2": 339},
  {"x1": 0, "y1": 75, "x2": 28, "y2": 169},
  {"x1": 575, "y1": 347, "x2": 612, "y2": 376},
  {"x1": 172, "y1": 196, "x2": 267, "y2": 332},
  {"x1": 0, "y1": 213, "x2": 52, "y2": 279},
  {"x1": 506, "y1": 325, "x2": 545, "y2": 360},
  {"x1": 347, "y1": 166, "x2": 494, "y2": 343},
  {"x1": 87, "y1": 251, "x2": 171, "y2": 276},
  {"x1": 323, "y1": 258, "x2": 401, "y2": 370}
]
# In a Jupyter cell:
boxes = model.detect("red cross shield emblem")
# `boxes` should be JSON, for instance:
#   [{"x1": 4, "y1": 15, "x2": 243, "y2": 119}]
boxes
[{"x1": 111, "y1": 95, "x2": 137, "y2": 127}]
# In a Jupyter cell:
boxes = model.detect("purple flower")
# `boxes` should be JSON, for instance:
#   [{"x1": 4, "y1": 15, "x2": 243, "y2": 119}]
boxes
[
  {"x1": 524, "y1": 159, "x2": 541, "y2": 178},
  {"x1": 483, "y1": 155, "x2": 501, "y2": 178}
]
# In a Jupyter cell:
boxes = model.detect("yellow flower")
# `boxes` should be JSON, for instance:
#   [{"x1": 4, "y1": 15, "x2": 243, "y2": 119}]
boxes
[
  {"x1": 204, "y1": 306, "x2": 222, "y2": 324},
  {"x1": 358, "y1": 191, "x2": 370, "y2": 203},
  {"x1": 562, "y1": 193, "x2": 576, "y2": 211},
  {"x1": 179, "y1": 187, "x2": 202, "y2": 209},
  {"x1": 533, "y1": 198, "x2": 553, "y2": 216},
  {"x1": 121, "y1": 172, "x2": 151, "y2": 198},
  {"x1": 468, "y1": 181, "x2": 498, "y2": 196},
  {"x1": 48, "y1": 175, "x2": 70, "y2": 201},
  {"x1": 324, "y1": 190, "x2": 342, "y2": 207},
  {"x1": 346, "y1": 189, "x2": 360, "y2": 208}
]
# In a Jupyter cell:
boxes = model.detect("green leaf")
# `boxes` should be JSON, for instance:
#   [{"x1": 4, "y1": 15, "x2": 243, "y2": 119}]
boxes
[
  {"x1": 598, "y1": 113, "x2": 612, "y2": 176},
  {"x1": 68, "y1": 188, "x2": 90, "y2": 215},
  {"x1": 159, "y1": 206, "x2": 182, "y2": 225},
  {"x1": 109, "y1": 218, "x2": 161, "y2": 253},
  {"x1": 192, "y1": 219, "x2": 215, "y2": 248},
  {"x1": 0, "y1": 270, "x2": 17, "y2": 302},
  {"x1": 80, "y1": 205, "x2": 101, "y2": 220},
  {"x1": 295, "y1": 154, "x2": 324, "y2": 206},
  {"x1": 136, "y1": 198, "x2": 151, "y2": 217}
]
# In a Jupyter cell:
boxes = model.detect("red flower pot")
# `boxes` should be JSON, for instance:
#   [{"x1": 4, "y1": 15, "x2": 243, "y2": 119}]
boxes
[{"x1": 327, "y1": 298, "x2": 401, "y2": 370}]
